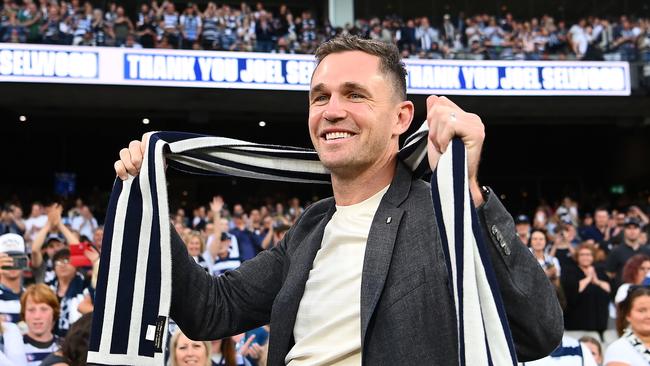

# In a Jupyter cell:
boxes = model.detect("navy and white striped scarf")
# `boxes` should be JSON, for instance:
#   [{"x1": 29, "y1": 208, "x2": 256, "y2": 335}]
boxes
[{"x1": 87, "y1": 122, "x2": 517, "y2": 365}]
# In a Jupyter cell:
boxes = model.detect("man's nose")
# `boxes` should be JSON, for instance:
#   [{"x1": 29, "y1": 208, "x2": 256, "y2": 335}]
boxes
[{"x1": 323, "y1": 95, "x2": 347, "y2": 123}]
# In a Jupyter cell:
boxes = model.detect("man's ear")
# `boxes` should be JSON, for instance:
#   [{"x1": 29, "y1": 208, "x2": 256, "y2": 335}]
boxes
[{"x1": 394, "y1": 100, "x2": 414, "y2": 136}]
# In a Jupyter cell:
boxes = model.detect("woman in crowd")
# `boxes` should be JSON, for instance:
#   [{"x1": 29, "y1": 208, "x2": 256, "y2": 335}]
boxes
[
  {"x1": 529, "y1": 229, "x2": 561, "y2": 282},
  {"x1": 169, "y1": 329, "x2": 211, "y2": 366},
  {"x1": 605, "y1": 286, "x2": 650, "y2": 365},
  {"x1": 46, "y1": 249, "x2": 88, "y2": 337},
  {"x1": 580, "y1": 335, "x2": 603, "y2": 365},
  {"x1": 183, "y1": 231, "x2": 210, "y2": 271},
  {"x1": 561, "y1": 242, "x2": 611, "y2": 335},
  {"x1": 615, "y1": 254, "x2": 650, "y2": 304},
  {"x1": 529, "y1": 228, "x2": 566, "y2": 309}
]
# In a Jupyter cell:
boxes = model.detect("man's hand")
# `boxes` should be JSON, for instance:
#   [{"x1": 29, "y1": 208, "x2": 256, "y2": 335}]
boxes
[
  {"x1": 114, "y1": 132, "x2": 153, "y2": 180},
  {"x1": 426, "y1": 95, "x2": 485, "y2": 206}
]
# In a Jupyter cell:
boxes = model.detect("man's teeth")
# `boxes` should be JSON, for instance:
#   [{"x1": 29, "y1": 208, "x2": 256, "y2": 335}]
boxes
[{"x1": 325, "y1": 132, "x2": 352, "y2": 140}]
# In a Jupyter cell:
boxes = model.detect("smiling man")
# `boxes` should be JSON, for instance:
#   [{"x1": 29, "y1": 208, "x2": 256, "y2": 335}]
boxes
[{"x1": 115, "y1": 35, "x2": 562, "y2": 365}]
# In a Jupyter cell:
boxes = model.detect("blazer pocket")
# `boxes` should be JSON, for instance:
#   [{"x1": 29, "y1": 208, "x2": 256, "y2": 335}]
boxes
[{"x1": 381, "y1": 266, "x2": 427, "y2": 309}]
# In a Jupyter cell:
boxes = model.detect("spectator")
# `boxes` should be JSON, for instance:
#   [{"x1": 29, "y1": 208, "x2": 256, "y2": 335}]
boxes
[
  {"x1": 184, "y1": 231, "x2": 209, "y2": 271},
  {"x1": 515, "y1": 214, "x2": 531, "y2": 246},
  {"x1": 103, "y1": 1, "x2": 117, "y2": 24},
  {"x1": 169, "y1": 329, "x2": 211, "y2": 366},
  {"x1": 123, "y1": 31, "x2": 141, "y2": 48},
  {"x1": 579, "y1": 336, "x2": 603, "y2": 365},
  {"x1": 605, "y1": 286, "x2": 650, "y2": 365},
  {"x1": 41, "y1": 312, "x2": 93, "y2": 366},
  {"x1": 160, "y1": 1, "x2": 180, "y2": 48},
  {"x1": 581, "y1": 208, "x2": 612, "y2": 247},
  {"x1": 30, "y1": 203, "x2": 77, "y2": 284},
  {"x1": 24, "y1": 202, "x2": 47, "y2": 244},
  {"x1": 46, "y1": 248, "x2": 87, "y2": 337},
  {"x1": 255, "y1": 13, "x2": 274, "y2": 52},
  {"x1": 180, "y1": 2, "x2": 201, "y2": 49},
  {"x1": 0, "y1": 233, "x2": 25, "y2": 323},
  {"x1": 440, "y1": 13, "x2": 455, "y2": 47},
  {"x1": 529, "y1": 229, "x2": 561, "y2": 284},
  {"x1": 209, "y1": 336, "x2": 247, "y2": 366},
  {"x1": 111, "y1": 5, "x2": 133, "y2": 46},
  {"x1": 568, "y1": 18, "x2": 590, "y2": 58},
  {"x1": 70, "y1": 1, "x2": 92, "y2": 45},
  {"x1": 612, "y1": 16, "x2": 641, "y2": 61},
  {"x1": 136, "y1": 12, "x2": 157, "y2": 48},
  {"x1": 0, "y1": 320, "x2": 26, "y2": 365},
  {"x1": 561, "y1": 243, "x2": 611, "y2": 336},
  {"x1": 229, "y1": 212, "x2": 261, "y2": 262},
  {"x1": 613, "y1": 254, "x2": 650, "y2": 304},
  {"x1": 396, "y1": 18, "x2": 416, "y2": 52},
  {"x1": 70, "y1": 205, "x2": 96, "y2": 242},
  {"x1": 136, "y1": 2, "x2": 152, "y2": 27},
  {"x1": 415, "y1": 16, "x2": 439, "y2": 51},
  {"x1": 0, "y1": 204, "x2": 25, "y2": 235},
  {"x1": 91, "y1": 8, "x2": 112, "y2": 46},
  {"x1": 606, "y1": 217, "x2": 650, "y2": 289},
  {"x1": 200, "y1": 2, "x2": 219, "y2": 50},
  {"x1": 2, "y1": 10, "x2": 26, "y2": 42},
  {"x1": 20, "y1": 284, "x2": 60, "y2": 366}
]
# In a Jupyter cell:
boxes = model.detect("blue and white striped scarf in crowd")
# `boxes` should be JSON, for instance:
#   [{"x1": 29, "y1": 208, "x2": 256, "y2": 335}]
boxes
[{"x1": 87, "y1": 121, "x2": 516, "y2": 365}]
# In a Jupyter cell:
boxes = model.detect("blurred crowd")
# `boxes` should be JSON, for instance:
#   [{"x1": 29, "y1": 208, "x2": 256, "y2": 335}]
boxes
[
  {"x1": 0, "y1": 194, "x2": 303, "y2": 365},
  {"x1": 1, "y1": 190, "x2": 650, "y2": 365},
  {"x1": 1, "y1": 0, "x2": 650, "y2": 61}
]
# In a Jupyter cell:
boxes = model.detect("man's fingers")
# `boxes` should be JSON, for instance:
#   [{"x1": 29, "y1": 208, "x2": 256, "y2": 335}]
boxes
[
  {"x1": 426, "y1": 95, "x2": 440, "y2": 111},
  {"x1": 114, "y1": 160, "x2": 128, "y2": 180},
  {"x1": 141, "y1": 132, "x2": 153, "y2": 155},
  {"x1": 129, "y1": 140, "x2": 143, "y2": 170},
  {"x1": 119, "y1": 148, "x2": 138, "y2": 176},
  {"x1": 436, "y1": 95, "x2": 462, "y2": 110}
]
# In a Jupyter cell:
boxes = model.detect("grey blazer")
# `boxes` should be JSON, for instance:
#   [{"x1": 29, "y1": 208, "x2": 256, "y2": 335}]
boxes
[{"x1": 169, "y1": 161, "x2": 563, "y2": 365}]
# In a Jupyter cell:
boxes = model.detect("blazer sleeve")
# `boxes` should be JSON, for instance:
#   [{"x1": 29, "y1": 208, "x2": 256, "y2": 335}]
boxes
[
  {"x1": 476, "y1": 188, "x2": 564, "y2": 362},
  {"x1": 169, "y1": 223, "x2": 291, "y2": 340}
]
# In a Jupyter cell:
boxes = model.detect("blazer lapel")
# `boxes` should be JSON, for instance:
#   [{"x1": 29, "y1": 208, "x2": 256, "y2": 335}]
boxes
[
  {"x1": 269, "y1": 203, "x2": 336, "y2": 363},
  {"x1": 360, "y1": 161, "x2": 413, "y2": 344}
]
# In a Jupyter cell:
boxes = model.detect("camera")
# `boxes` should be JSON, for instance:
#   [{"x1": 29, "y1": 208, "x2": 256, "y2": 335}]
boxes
[{"x1": 2, "y1": 253, "x2": 29, "y2": 270}]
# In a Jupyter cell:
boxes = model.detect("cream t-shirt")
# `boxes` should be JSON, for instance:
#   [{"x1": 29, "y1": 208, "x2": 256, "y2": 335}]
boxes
[{"x1": 286, "y1": 185, "x2": 390, "y2": 366}]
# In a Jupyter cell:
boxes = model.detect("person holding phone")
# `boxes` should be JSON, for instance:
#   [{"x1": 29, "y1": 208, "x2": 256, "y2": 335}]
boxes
[{"x1": 0, "y1": 233, "x2": 28, "y2": 324}]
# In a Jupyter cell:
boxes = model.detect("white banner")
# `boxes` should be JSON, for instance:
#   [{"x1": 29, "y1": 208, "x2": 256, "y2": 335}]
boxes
[{"x1": 0, "y1": 43, "x2": 631, "y2": 96}]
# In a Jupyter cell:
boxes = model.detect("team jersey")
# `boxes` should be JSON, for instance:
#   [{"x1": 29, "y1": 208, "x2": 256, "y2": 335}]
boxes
[
  {"x1": 0, "y1": 284, "x2": 22, "y2": 323},
  {"x1": 23, "y1": 334, "x2": 59, "y2": 366}
]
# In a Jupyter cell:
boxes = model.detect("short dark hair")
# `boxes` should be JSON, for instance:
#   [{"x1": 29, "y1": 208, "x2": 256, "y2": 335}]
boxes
[{"x1": 314, "y1": 34, "x2": 407, "y2": 101}]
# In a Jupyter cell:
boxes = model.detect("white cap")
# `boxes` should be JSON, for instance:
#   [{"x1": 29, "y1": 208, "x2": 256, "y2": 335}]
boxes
[{"x1": 0, "y1": 233, "x2": 25, "y2": 254}]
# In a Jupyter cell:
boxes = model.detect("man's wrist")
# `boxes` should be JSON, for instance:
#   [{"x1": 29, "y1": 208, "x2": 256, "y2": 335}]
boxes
[{"x1": 469, "y1": 180, "x2": 485, "y2": 208}]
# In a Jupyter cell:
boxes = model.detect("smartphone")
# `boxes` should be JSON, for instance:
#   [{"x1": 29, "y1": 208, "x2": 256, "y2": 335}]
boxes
[
  {"x1": 2, "y1": 253, "x2": 29, "y2": 270},
  {"x1": 69, "y1": 242, "x2": 92, "y2": 256},
  {"x1": 69, "y1": 242, "x2": 95, "y2": 268}
]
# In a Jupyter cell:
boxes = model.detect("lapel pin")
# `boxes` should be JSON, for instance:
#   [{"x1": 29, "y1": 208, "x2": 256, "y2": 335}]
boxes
[{"x1": 386, "y1": 217, "x2": 392, "y2": 224}]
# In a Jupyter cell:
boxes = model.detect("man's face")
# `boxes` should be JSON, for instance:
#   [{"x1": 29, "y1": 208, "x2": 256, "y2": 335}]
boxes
[
  {"x1": 625, "y1": 225, "x2": 642, "y2": 242},
  {"x1": 309, "y1": 51, "x2": 408, "y2": 178},
  {"x1": 594, "y1": 210, "x2": 608, "y2": 227},
  {"x1": 24, "y1": 297, "x2": 54, "y2": 338},
  {"x1": 0, "y1": 267, "x2": 22, "y2": 281}
]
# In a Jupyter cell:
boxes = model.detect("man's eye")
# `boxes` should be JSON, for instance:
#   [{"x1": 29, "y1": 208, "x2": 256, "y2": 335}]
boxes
[
  {"x1": 313, "y1": 95, "x2": 328, "y2": 103},
  {"x1": 349, "y1": 93, "x2": 364, "y2": 99}
]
